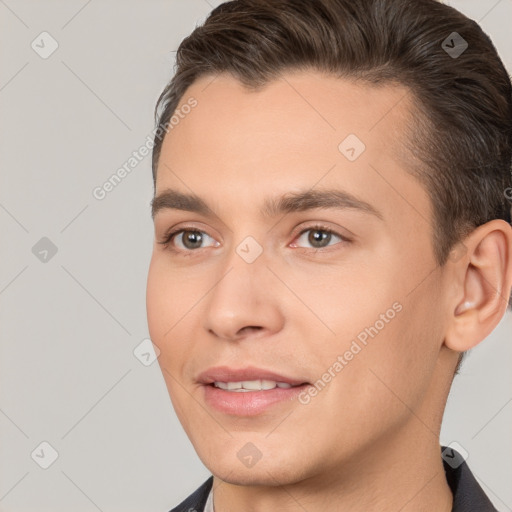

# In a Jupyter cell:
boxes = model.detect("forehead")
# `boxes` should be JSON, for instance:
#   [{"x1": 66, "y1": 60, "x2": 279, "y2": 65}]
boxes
[
  {"x1": 163, "y1": 71, "x2": 412, "y2": 155},
  {"x1": 155, "y1": 71, "x2": 430, "y2": 228}
]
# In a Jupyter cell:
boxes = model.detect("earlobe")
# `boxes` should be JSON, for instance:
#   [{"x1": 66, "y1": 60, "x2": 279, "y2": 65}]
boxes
[{"x1": 444, "y1": 220, "x2": 512, "y2": 353}]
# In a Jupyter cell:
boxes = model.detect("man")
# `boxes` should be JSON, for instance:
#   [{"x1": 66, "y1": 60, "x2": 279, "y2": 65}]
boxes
[{"x1": 146, "y1": 0, "x2": 512, "y2": 510}]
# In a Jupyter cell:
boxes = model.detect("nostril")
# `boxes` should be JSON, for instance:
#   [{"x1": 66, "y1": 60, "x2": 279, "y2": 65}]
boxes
[{"x1": 239, "y1": 326, "x2": 263, "y2": 335}]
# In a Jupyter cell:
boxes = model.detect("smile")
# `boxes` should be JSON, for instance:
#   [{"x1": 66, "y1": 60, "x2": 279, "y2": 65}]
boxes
[{"x1": 212, "y1": 380, "x2": 295, "y2": 391}]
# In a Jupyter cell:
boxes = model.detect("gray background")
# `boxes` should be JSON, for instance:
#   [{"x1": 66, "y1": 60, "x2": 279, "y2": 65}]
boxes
[{"x1": 0, "y1": 0, "x2": 510, "y2": 510}]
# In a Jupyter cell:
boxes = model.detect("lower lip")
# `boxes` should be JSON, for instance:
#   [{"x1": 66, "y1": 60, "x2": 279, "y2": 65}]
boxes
[{"x1": 203, "y1": 384, "x2": 309, "y2": 416}]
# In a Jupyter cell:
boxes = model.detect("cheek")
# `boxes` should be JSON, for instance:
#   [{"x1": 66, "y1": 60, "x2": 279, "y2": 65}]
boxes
[
  {"x1": 283, "y1": 258, "x2": 393, "y2": 355},
  {"x1": 147, "y1": 254, "x2": 215, "y2": 396},
  {"x1": 353, "y1": 289, "x2": 444, "y2": 414},
  {"x1": 146, "y1": 255, "x2": 191, "y2": 339},
  {"x1": 146, "y1": 257, "x2": 189, "y2": 375},
  {"x1": 290, "y1": 259, "x2": 438, "y2": 413}
]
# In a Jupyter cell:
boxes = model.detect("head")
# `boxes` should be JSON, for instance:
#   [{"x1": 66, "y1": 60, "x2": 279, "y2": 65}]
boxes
[{"x1": 146, "y1": 0, "x2": 512, "y2": 486}]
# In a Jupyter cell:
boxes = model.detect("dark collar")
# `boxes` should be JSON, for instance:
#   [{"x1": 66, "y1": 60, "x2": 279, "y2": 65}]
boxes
[
  {"x1": 442, "y1": 447, "x2": 497, "y2": 511},
  {"x1": 169, "y1": 475, "x2": 213, "y2": 512},
  {"x1": 170, "y1": 448, "x2": 497, "y2": 512}
]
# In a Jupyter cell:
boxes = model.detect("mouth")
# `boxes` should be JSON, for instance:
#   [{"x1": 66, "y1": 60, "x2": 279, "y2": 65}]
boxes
[
  {"x1": 198, "y1": 367, "x2": 311, "y2": 416},
  {"x1": 197, "y1": 365, "x2": 309, "y2": 387},
  {"x1": 209, "y1": 379, "x2": 305, "y2": 392}
]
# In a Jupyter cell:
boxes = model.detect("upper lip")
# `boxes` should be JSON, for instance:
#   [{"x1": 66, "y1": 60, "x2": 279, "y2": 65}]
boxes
[{"x1": 197, "y1": 366, "x2": 309, "y2": 386}]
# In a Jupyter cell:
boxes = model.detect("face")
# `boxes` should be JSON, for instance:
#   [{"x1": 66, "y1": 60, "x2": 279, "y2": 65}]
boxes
[{"x1": 146, "y1": 71, "x2": 454, "y2": 486}]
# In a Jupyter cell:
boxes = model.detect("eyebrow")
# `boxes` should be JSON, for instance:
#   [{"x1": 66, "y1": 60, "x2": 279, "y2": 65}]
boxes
[{"x1": 151, "y1": 188, "x2": 383, "y2": 221}]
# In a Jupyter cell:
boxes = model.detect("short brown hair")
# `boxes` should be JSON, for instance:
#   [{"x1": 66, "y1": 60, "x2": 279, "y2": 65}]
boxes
[{"x1": 152, "y1": 0, "x2": 512, "y2": 310}]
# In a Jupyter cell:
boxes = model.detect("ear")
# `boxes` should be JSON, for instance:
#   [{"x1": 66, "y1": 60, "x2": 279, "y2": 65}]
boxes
[{"x1": 444, "y1": 219, "x2": 512, "y2": 352}]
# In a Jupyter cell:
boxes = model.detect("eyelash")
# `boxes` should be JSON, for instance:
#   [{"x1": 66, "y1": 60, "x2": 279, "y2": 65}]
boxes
[{"x1": 157, "y1": 224, "x2": 350, "y2": 254}]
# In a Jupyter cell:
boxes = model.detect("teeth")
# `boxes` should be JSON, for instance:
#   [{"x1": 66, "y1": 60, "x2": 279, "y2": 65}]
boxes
[
  {"x1": 262, "y1": 379, "x2": 279, "y2": 390},
  {"x1": 243, "y1": 379, "x2": 268, "y2": 390},
  {"x1": 213, "y1": 380, "x2": 294, "y2": 391}
]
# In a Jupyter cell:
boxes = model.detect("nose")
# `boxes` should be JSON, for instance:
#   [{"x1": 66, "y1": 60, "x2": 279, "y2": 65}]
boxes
[{"x1": 202, "y1": 248, "x2": 285, "y2": 342}]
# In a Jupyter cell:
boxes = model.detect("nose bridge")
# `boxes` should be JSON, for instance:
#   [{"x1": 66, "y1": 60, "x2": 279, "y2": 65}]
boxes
[{"x1": 202, "y1": 238, "x2": 284, "y2": 340}]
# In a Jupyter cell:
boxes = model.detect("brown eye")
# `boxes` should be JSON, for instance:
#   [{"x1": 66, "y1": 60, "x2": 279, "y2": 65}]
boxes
[
  {"x1": 292, "y1": 226, "x2": 346, "y2": 249},
  {"x1": 307, "y1": 229, "x2": 333, "y2": 248},
  {"x1": 159, "y1": 227, "x2": 220, "y2": 252},
  {"x1": 178, "y1": 230, "x2": 205, "y2": 249}
]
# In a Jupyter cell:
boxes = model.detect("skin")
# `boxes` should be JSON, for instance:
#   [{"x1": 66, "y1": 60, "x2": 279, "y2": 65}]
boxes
[{"x1": 146, "y1": 70, "x2": 512, "y2": 511}]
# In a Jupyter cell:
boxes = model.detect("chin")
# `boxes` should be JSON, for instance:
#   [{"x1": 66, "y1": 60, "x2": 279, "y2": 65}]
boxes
[
  {"x1": 199, "y1": 447, "x2": 311, "y2": 488},
  {"x1": 211, "y1": 464, "x2": 303, "y2": 487}
]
